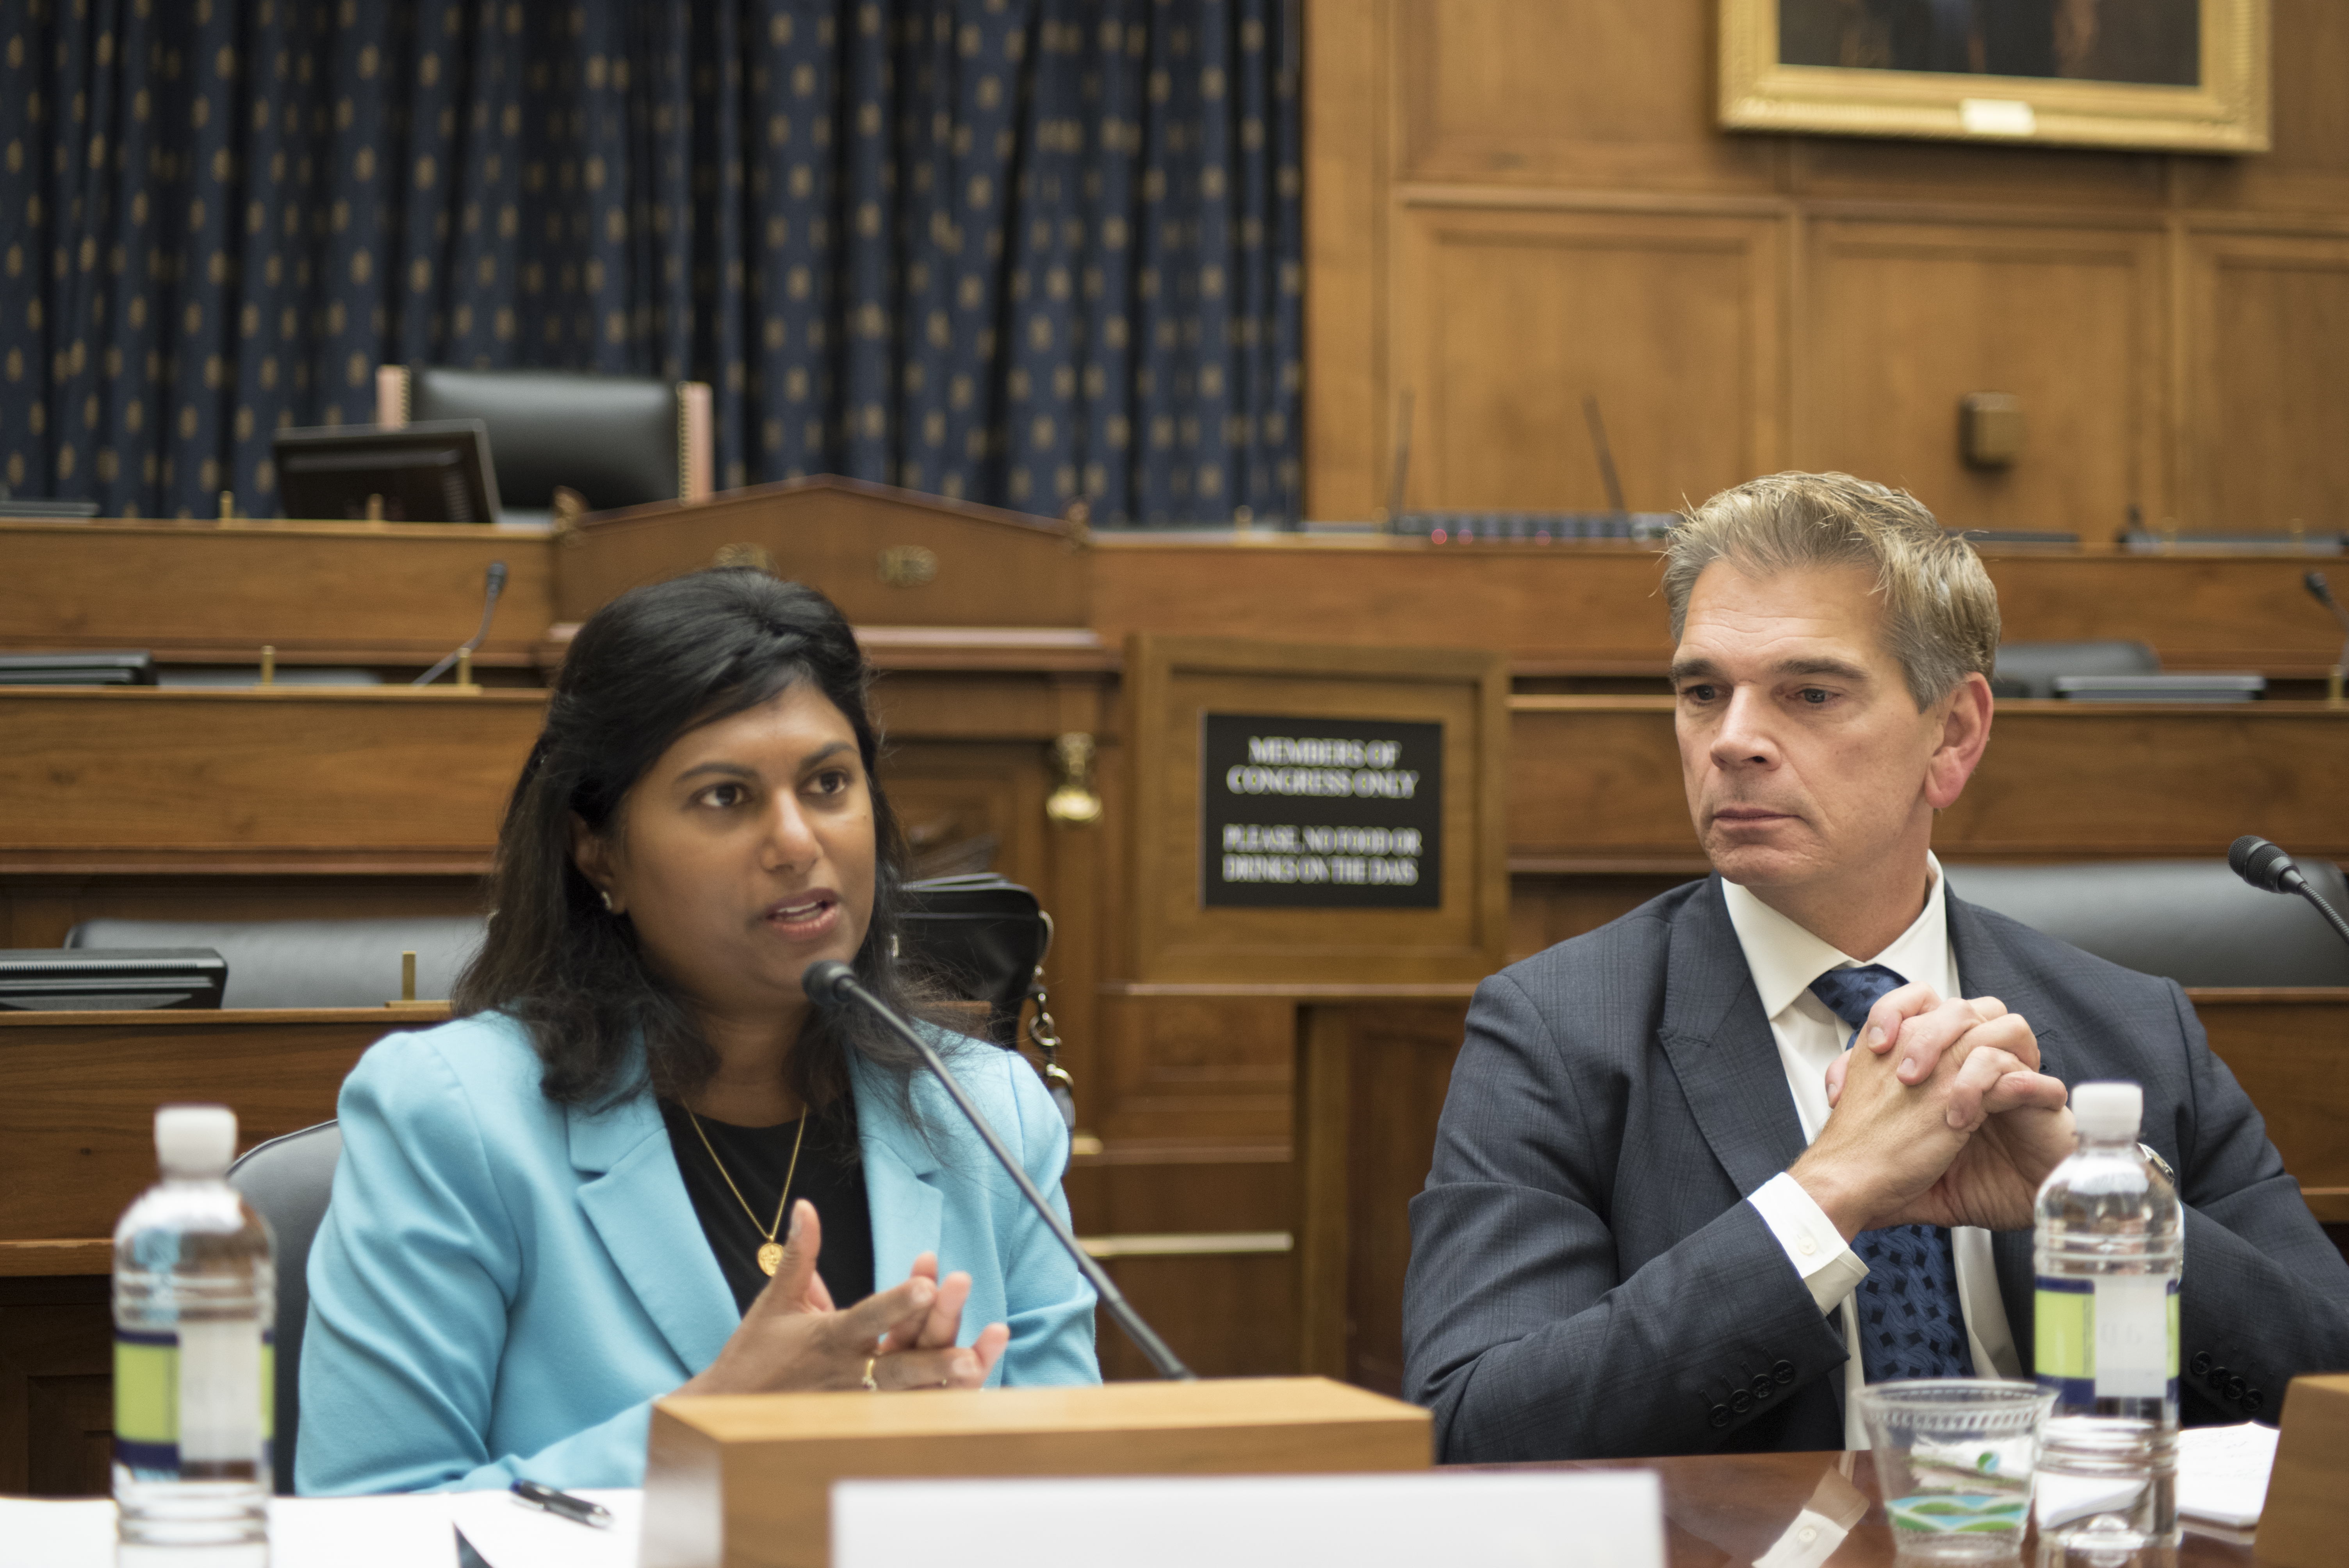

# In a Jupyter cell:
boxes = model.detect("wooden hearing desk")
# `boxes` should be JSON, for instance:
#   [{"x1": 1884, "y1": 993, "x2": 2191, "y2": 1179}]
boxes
[
  {"x1": 1507, "y1": 695, "x2": 2349, "y2": 869},
  {"x1": 11, "y1": 492, "x2": 2349, "y2": 678},
  {"x1": 12, "y1": 686, "x2": 2344, "y2": 927}
]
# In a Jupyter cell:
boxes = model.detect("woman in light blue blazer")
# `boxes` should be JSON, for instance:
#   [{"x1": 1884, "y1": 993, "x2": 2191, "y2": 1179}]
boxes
[{"x1": 298, "y1": 571, "x2": 1099, "y2": 1495}]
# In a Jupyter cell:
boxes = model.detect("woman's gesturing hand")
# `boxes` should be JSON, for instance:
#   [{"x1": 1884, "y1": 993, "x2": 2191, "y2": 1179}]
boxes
[
  {"x1": 872, "y1": 1249, "x2": 1013, "y2": 1381},
  {"x1": 678, "y1": 1201, "x2": 1008, "y2": 1396}
]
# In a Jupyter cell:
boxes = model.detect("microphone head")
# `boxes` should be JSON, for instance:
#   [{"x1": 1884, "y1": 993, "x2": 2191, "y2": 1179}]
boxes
[
  {"x1": 802, "y1": 959, "x2": 858, "y2": 1007},
  {"x1": 2230, "y1": 834, "x2": 2301, "y2": 894}
]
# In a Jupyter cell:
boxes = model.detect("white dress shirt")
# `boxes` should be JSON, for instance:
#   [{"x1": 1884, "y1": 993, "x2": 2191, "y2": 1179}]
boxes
[{"x1": 1725, "y1": 854, "x2": 2025, "y2": 1448}]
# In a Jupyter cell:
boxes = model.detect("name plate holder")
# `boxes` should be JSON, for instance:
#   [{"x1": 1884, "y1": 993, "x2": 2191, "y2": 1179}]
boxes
[
  {"x1": 2258, "y1": 1373, "x2": 2349, "y2": 1566},
  {"x1": 640, "y1": 1376, "x2": 1431, "y2": 1568}
]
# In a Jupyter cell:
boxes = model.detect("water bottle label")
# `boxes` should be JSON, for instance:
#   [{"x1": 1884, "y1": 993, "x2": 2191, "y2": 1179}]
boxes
[
  {"x1": 112, "y1": 1327, "x2": 274, "y2": 1475},
  {"x1": 2034, "y1": 1276, "x2": 2179, "y2": 1402}
]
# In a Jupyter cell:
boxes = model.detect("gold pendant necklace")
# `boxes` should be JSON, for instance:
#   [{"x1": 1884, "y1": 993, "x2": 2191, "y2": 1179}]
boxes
[{"x1": 685, "y1": 1105, "x2": 809, "y2": 1276}]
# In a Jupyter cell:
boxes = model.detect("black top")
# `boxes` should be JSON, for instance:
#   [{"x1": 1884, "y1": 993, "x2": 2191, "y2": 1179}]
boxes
[{"x1": 657, "y1": 1098, "x2": 875, "y2": 1315}]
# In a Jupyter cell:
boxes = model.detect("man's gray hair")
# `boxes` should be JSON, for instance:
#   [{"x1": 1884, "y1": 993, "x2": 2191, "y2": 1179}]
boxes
[{"x1": 1662, "y1": 472, "x2": 2000, "y2": 709}]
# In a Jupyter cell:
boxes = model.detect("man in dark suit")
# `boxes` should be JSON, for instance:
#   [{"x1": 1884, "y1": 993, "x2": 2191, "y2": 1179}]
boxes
[{"x1": 1402, "y1": 472, "x2": 2349, "y2": 1461}]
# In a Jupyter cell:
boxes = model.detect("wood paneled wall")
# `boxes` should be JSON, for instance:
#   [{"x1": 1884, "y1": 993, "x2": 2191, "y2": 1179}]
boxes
[{"x1": 1306, "y1": 0, "x2": 2349, "y2": 536}]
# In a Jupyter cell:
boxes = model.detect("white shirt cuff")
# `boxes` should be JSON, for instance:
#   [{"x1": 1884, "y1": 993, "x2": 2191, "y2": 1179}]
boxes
[
  {"x1": 1750, "y1": 1171, "x2": 1868, "y2": 1317},
  {"x1": 1751, "y1": 1508, "x2": 1851, "y2": 1568}
]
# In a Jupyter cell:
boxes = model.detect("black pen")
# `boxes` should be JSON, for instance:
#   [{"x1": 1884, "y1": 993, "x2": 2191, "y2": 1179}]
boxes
[{"x1": 510, "y1": 1479, "x2": 613, "y2": 1529}]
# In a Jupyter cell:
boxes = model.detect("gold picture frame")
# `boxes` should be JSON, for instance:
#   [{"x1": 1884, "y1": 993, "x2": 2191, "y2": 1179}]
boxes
[{"x1": 1720, "y1": 0, "x2": 2269, "y2": 154}]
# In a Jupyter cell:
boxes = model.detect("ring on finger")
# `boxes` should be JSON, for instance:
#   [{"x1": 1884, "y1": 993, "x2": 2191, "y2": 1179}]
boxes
[{"x1": 862, "y1": 1355, "x2": 879, "y2": 1392}]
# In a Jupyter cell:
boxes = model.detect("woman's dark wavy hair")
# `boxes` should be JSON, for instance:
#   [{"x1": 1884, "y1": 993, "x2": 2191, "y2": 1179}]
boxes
[{"x1": 454, "y1": 568, "x2": 941, "y2": 1140}]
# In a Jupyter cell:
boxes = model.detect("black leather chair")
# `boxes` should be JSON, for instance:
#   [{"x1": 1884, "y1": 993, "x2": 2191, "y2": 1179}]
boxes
[
  {"x1": 1990, "y1": 640, "x2": 2160, "y2": 699},
  {"x1": 376, "y1": 365, "x2": 713, "y2": 529},
  {"x1": 226, "y1": 1120, "x2": 342, "y2": 1496},
  {"x1": 1945, "y1": 858, "x2": 2349, "y2": 988},
  {"x1": 65, "y1": 916, "x2": 486, "y2": 1008}
]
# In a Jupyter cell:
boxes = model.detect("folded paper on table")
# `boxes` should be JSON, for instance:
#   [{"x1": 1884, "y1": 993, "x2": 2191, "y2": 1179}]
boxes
[
  {"x1": 2034, "y1": 1472, "x2": 2146, "y2": 1532},
  {"x1": 832, "y1": 1471, "x2": 1665, "y2": 1568},
  {"x1": 2175, "y1": 1421, "x2": 2278, "y2": 1529},
  {"x1": 2034, "y1": 1422, "x2": 2278, "y2": 1532}
]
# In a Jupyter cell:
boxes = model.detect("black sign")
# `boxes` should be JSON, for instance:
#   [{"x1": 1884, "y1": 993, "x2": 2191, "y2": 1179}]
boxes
[{"x1": 1200, "y1": 713, "x2": 1443, "y2": 909}]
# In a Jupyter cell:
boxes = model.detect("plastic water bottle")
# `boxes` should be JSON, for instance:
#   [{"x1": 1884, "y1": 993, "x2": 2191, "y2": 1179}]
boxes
[
  {"x1": 114, "y1": 1105, "x2": 275, "y2": 1565},
  {"x1": 2032, "y1": 1081, "x2": 2181, "y2": 1564}
]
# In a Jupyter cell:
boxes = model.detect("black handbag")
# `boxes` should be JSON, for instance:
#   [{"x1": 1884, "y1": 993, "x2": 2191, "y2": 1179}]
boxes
[{"x1": 896, "y1": 873, "x2": 1076, "y2": 1128}]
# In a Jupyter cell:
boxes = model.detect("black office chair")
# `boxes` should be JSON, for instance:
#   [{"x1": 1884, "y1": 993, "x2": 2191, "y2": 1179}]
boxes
[
  {"x1": 226, "y1": 1120, "x2": 342, "y2": 1496},
  {"x1": 1989, "y1": 640, "x2": 2160, "y2": 699},
  {"x1": 376, "y1": 365, "x2": 712, "y2": 529},
  {"x1": 65, "y1": 916, "x2": 486, "y2": 1008},
  {"x1": 1945, "y1": 857, "x2": 2349, "y2": 988}
]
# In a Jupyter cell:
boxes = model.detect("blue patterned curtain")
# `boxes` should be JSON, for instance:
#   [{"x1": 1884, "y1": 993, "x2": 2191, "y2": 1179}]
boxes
[{"x1": 0, "y1": 1, "x2": 1300, "y2": 526}]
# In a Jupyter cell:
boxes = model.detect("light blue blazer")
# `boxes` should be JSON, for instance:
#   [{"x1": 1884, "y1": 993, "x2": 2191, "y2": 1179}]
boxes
[{"x1": 296, "y1": 1012, "x2": 1099, "y2": 1494}]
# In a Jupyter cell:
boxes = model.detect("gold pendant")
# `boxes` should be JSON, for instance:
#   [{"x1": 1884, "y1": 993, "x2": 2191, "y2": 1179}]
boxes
[{"x1": 757, "y1": 1241, "x2": 784, "y2": 1276}]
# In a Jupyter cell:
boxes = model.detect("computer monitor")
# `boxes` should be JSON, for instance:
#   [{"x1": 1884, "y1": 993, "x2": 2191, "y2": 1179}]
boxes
[{"x1": 274, "y1": 420, "x2": 504, "y2": 525}]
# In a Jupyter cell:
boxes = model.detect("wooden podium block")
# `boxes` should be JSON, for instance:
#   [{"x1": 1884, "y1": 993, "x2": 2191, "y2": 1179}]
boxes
[
  {"x1": 2258, "y1": 1373, "x2": 2349, "y2": 1566},
  {"x1": 640, "y1": 1376, "x2": 1431, "y2": 1568}
]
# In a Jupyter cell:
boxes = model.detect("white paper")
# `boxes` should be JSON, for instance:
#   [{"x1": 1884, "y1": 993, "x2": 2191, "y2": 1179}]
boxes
[
  {"x1": 2035, "y1": 1421, "x2": 2280, "y2": 1532},
  {"x1": 271, "y1": 1493, "x2": 460, "y2": 1567},
  {"x1": 2176, "y1": 1421, "x2": 2279, "y2": 1529},
  {"x1": 833, "y1": 1471, "x2": 1665, "y2": 1568},
  {"x1": 2034, "y1": 1471, "x2": 2146, "y2": 1531},
  {"x1": 447, "y1": 1486, "x2": 643, "y2": 1568},
  {"x1": 0, "y1": 1493, "x2": 456, "y2": 1568}
]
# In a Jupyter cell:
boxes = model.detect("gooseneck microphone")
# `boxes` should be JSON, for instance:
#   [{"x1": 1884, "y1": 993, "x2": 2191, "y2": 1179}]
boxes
[
  {"x1": 413, "y1": 561, "x2": 509, "y2": 687},
  {"x1": 803, "y1": 959, "x2": 1196, "y2": 1381},
  {"x1": 2228, "y1": 834, "x2": 2349, "y2": 951}
]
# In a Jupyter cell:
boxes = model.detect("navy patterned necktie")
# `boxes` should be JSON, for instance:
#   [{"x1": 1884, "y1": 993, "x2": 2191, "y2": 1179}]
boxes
[{"x1": 1807, "y1": 963, "x2": 1975, "y2": 1382}]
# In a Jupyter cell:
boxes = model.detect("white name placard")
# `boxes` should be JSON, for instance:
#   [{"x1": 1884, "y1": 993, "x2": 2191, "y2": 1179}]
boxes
[{"x1": 833, "y1": 1470, "x2": 1665, "y2": 1568}]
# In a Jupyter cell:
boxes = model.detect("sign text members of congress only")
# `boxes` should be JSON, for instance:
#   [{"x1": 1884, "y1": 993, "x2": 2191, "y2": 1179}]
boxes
[{"x1": 1200, "y1": 715, "x2": 1443, "y2": 909}]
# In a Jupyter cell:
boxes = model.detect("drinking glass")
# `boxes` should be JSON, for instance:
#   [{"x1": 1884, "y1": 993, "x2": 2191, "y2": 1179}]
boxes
[{"x1": 1858, "y1": 1379, "x2": 2056, "y2": 1562}]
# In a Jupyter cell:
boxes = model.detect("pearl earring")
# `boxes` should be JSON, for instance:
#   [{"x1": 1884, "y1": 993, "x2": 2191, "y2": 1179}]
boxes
[{"x1": 599, "y1": 890, "x2": 615, "y2": 912}]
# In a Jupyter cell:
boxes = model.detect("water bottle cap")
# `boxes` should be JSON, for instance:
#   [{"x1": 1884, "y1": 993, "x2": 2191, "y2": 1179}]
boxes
[
  {"x1": 155, "y1": 1104, "x2": 237, "y2": 1176},
  {"x1": 2071, "y1": 1080, "x2": 2143, "y2": 1140}
]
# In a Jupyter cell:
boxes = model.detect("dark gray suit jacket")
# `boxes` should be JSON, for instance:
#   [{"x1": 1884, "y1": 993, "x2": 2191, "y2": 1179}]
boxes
[{"x1": 1402, "y1": 876, "x2": 2349, "y2": 1462}]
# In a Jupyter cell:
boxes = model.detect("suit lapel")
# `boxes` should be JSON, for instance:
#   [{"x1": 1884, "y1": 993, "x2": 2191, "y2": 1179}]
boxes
[
  {"x1": 1947, "y1": 894, "x2": 2067, "y2": 1362},
  {"x1": 1656, "y1": 881, "x2": 1848, "y2": 1418},
  {"x1": 851, "y1": 1055, "x2": 944, "y2": 1288},
  {"x1": 568, "y1": 1090, "x2": 739, "y2": 1373},
  {"x1": 1654, "y1": 878, "x2": 1812, "y2": 1199}
]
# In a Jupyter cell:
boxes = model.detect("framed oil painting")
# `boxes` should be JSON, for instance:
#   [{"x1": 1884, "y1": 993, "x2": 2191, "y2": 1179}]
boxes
[{"x1": 1720, "y1": 0, "x2": 2269, "y2": 153}]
